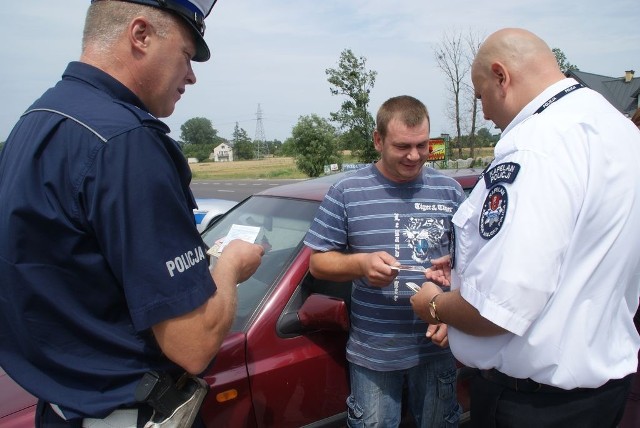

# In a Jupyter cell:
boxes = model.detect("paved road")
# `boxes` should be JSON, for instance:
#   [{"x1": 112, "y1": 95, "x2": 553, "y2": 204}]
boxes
[
  {"x1": 190, "y1": 168, "x2": 483, "y2": 202},
  {"x1": 190, "y1": 179, "x2": 305, "y2": 202}
]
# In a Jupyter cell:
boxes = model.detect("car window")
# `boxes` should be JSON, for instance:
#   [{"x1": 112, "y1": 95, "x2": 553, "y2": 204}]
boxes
[{"x1": 202, "y1": 195, "x2": 320, "y2": 331}]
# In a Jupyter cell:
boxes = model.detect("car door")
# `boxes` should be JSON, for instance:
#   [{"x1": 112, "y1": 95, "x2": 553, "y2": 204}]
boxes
[{"x1": 244, "y1": 247, "x2": 351, "y2": 427}]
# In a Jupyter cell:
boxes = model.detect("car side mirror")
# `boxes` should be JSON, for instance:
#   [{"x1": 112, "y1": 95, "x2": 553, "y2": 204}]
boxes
[
  {"x1": 298, "y1": 294, "x2": 350, "y2": 331},
  {"x1": 279, "y1": 294, "x2": 350, "y2": 335}
]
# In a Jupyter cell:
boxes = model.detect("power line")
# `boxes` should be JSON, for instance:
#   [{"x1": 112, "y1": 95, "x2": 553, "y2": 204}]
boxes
[{"x1": 254, "y1": 103, "x2": 268, "y2": 158}]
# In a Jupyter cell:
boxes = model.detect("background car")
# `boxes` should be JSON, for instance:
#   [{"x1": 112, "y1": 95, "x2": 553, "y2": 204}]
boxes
[
  {"x1": 0, "y1": 169, "x2": 480, "y2": 427},
  {"x1": 0, "y1": 367, "x2": 36, "y2": 428},
  {"x1": 194, "y1": 198, "x2": 239, "y2": 232}
]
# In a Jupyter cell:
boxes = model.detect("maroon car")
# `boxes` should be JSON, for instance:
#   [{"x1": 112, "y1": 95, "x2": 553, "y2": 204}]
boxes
[{"x1": 0, "y1": 169, "x2": 480, "y2": 427}]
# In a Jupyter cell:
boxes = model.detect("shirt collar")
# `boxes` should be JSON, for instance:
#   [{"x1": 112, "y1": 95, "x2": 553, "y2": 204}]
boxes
[
  {"x1": 501, "y1": 78, "x2": 580, "y2": 136},
  {"x1": 62, "y1": 61, "x2": 149, "y2": 112}
]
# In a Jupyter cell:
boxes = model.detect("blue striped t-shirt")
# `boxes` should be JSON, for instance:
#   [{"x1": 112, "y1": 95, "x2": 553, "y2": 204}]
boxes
[{"x1": 304, "y1": 164, "x2": 466, "y2": 371}]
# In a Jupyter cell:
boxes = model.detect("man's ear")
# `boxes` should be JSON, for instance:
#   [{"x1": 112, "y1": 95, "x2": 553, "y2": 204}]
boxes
[
  {"x1": 491, "y1": 62, "x2": 510, "y2": 93},
  {"x1": 128, "y1": 17, "x2": 152, "y2": 56},
  {"x1": 373, "y1": 130, "x2": 383, "y2": 152}
]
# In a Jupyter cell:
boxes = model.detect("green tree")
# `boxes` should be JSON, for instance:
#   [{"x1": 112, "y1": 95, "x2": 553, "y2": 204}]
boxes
[
  {"x1": 179, "y1": 117, "x2": 223, "y2": 161},
  {"x1": 289, "y1": 114, "x2": 341, "y2": 177},
  {"x1": 326, "y1": 49, "x2": 377, "y2": 163},
  {"x1": 279, "y1": 139, "x2": 296, "y2": 157},
  {"x1": 476, "y1": 127, "x2": 493, "y2": 145},
  {"x1": 180, "y1": 117, "x2": 220, "y2": 145},
  {"x1": 0, "y1": 141, "x2": 4, "y2": 152},
  {"x1": 232, "y1": 122, "x2": 254, "y2": 160},
  {"x1": 552, "y1": 48, "x2": 578, "y2": 73},
  {"x1": 265, "y1": 139, "x2": 283, "y2": 156}
]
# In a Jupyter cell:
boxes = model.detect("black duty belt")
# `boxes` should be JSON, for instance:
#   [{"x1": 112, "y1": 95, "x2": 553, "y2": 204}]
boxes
[{"x1": 480, "y1": 369, "x2": 577, "y2": 394}]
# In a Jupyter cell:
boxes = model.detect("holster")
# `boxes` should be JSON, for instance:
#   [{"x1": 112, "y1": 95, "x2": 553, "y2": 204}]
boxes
[{"x1": 135, "y1": 371, "x2": 209, "y2": 428}]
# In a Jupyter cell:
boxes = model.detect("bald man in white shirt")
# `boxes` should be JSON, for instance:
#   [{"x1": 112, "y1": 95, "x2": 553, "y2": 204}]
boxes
[{"x1": 411, "y1": 28, "x2": 640, "y2": 428}]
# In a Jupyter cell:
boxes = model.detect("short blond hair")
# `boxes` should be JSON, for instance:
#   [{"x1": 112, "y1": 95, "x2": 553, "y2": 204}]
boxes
[{"x1": 376, "y1": 95, "x2": 430, "y2": 140}]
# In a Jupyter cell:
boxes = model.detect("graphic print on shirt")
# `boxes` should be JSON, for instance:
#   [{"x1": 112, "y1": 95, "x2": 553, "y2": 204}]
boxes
[
  {"x1": 403, "y1": 217, "x2": 445, "y2": 263},
  {"x1": 480, "y1": 185, "x2": 508, "y2": 239},
  {"x1": 449, "y1": 227, "x2": 456, "y2": 269}
]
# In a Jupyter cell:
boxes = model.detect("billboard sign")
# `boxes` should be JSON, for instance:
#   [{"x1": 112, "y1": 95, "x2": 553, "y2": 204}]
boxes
[{"x1": 428, "y1": 138, "x2": 446, "y2": 161}]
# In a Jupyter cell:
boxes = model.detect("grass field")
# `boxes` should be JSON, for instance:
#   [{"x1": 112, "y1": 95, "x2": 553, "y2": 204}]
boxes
[
  {"x1": 452, "y1": 147, "x2": 495, "y2": 159},
  {"x1": 190, "y1": 147, "x2": 495, "y2": 180},
  {"x1": 190, "y1": 157, "x2": 308, "y2": 180}
]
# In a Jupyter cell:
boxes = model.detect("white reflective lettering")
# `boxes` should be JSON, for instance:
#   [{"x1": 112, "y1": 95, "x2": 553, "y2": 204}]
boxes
[
  {"x1": 175, "y1": 256, "x2": 185, "y2": 273},
  {"x1": 166, "y1": 261, "x2": 176, "y2": 277},
  {"x1": 165, "y1": 246, "x2": 209, "y2": 278}
]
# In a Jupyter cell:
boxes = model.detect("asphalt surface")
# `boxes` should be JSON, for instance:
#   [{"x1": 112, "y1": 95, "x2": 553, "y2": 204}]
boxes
[
  {"x1": 190, "y1": 179, "x2": 305, "y2": 202},
  {"x1": 190, "y1": 168, "x2": 484, "y2": 202}
]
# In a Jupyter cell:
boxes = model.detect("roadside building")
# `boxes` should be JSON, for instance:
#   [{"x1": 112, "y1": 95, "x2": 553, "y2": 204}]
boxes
[
  {"x1": 566, "y1": 69, "x2": 640, "y2": 118},
  {"x1": 210, "y1": 142, "x2": 234, "y2": 162}
]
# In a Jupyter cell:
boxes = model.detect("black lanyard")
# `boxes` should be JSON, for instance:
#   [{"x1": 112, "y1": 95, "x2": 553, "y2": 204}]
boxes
[
  {"x1": 477, "y1": 82, "x2": 585, "y2": 186},
  {"x1": 534, "y1": 83, "x2": 584, "y2": 114}
]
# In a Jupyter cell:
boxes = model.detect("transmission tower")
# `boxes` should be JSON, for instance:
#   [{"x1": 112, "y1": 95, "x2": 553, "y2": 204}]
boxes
[{"x1": 254, "y1": 104, "x2": 267, "y2": 159}]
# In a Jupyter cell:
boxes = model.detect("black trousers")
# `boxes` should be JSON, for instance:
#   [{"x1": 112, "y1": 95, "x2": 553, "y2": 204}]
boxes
[{"x1": 470, "y1": 371, "x2": 633, "y2": 428}]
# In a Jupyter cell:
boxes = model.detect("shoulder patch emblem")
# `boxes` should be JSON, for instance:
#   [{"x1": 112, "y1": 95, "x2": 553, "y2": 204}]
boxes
[
  {"x1": 484, "y1": 162, "x2": 520, "y2": 189},
  {"x1": 479, "y1": 185, "x2": 508, "y2": 240}
]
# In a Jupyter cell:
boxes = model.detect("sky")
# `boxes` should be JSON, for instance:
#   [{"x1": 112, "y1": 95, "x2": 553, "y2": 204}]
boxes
[{"x1": 1, "y1": 1, "x2": 639, "y2": 144}]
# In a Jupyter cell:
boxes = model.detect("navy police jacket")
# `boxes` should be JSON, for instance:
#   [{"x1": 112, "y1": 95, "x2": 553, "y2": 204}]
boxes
[{"x1": 0, "y1": 62, "x2": 215, "y2": 419}]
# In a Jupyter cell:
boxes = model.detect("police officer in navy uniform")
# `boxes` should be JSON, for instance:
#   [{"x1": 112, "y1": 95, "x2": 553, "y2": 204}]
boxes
[
  {"x1": 410, "y1": 28, "x2": 640, "y2": 427},
  {"x1": 0, "y1": 1, "x2": 263, "y2": 426}
]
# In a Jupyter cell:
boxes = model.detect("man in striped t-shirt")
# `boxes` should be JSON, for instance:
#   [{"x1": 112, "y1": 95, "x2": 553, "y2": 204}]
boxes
[{"x1": 304, "y1": 95, "x2": 466, "y2": 427}]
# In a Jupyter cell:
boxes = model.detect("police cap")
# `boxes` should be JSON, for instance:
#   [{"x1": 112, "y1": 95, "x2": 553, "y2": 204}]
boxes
[{"x1": 92, "y1": 0, "x2": 217, "y2": 62}]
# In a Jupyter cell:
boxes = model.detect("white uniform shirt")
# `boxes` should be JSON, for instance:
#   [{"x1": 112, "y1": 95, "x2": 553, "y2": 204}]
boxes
[{"x1": 449, "y1": 78, "x2": 640, "y2": 389}]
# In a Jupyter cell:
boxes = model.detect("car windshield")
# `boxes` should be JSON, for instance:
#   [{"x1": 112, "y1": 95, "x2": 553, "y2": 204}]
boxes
[{"x1": 201, "y1": 195, "x2": 320, "y2": 331}]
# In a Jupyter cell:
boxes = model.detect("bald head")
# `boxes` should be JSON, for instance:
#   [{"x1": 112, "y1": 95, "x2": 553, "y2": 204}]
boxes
[
  {"x1": 474, "y1": 28, "x2": 560, "y2": 77},
  {"x1": 471, "y1": 28, "x2": 566, "y2": 130}
]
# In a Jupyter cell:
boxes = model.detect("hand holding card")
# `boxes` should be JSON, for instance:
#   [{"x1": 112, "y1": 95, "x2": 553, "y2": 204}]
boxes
[
  {"x1": 406, "y1": 282, "x2": 422, "y2": 293},
  {"x1": 390, "y1": 264, "x2": 426, "y2": 273}
]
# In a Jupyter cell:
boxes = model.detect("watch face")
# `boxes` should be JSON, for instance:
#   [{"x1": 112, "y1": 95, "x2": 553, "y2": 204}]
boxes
[{"x1": 429, "y1": 303, "x2": 436, "y2": 319}]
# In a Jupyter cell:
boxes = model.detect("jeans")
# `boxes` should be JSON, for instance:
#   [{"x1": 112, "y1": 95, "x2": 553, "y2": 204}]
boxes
[{"x1": 346, "y1": 356, "x2": 461, "y2": 428}]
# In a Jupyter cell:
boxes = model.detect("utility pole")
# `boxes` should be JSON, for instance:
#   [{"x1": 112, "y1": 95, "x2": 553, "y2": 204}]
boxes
[{"x1": 254, "y1": 104, "x2": 267, "y2": 159}]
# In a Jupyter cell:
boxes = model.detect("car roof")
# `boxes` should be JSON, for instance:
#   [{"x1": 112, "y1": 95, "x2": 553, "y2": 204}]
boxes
[
  {"x1": 441, "y1": 168, "x2": 483, "y2": 190},
  {"x1": 257, "y1": 167, "x2": 481, "y2": 201},
  {"x1": 257, "y1": 171, "x2": 355, "y2": 201},
  {"x1": 0, "y1": 366, "x2": 36, "y2": 420},
  {"x1": 194, "y1": 198, "x2": 238, "y2": 211}
]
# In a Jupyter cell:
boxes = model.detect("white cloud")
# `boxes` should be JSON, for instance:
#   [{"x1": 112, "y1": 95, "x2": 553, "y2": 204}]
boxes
[{"x1": 1, "y1": 0, "x2": 638, "y2": 143}]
